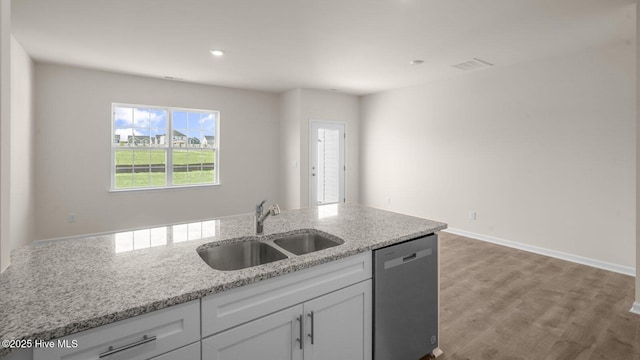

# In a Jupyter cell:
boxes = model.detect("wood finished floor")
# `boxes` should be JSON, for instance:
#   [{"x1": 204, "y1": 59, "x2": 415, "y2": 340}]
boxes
[{"x1": 422, "y1": 231, "x2": 639, "y2": 360}]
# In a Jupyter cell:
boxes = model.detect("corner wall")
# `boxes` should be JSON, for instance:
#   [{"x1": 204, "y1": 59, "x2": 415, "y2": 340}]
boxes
[
  {"x1": 0, "y1": 0, "x2": 10, "y2": 271},
  {"x1": 9, "y1": 36, "x2": 34, "y2": 253},
  {"x1": 299, "y1": 89, "x2": 360, "y2": 208},
  {"x1": 278, "y1": 89, "x2": 360, "y2": 210},
  {"x1": 34, "y1": 63, "x2": 281, "y2": 240},
  {"x1": 635, "y1": 0, "x2": 640, "y2": 311},
  {"x1": 279, "y1": 89, "x2": 301, "y2": 210},
  {"x1": 361, "y1": 41, "x2": 636, "y2": 271}
]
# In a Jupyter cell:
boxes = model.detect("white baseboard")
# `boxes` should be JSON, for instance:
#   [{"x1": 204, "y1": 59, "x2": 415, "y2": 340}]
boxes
[
  {"x1": 630, "y1": 302, "x2": 640, "y2": 315},
  {"x1": 443, "y1": 228, "x2": 635, "y2": 277}
]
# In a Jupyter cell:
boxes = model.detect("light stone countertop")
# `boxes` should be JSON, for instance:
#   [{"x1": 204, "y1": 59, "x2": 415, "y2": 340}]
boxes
[{"x1": 0, "y1": 204, "x2": 446, "y2": 358}]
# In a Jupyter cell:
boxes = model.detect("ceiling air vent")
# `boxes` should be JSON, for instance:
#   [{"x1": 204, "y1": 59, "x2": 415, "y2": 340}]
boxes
[{"x1": 451, "y1": 58, "x2": 494, "y2": 71}]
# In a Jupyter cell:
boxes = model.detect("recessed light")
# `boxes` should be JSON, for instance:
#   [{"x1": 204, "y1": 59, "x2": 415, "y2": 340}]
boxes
[
  {"x1": 210, "y1": 49, "x2": 224, "y2": 57},
  {"x1": 409, "y1": 60, "x2": 424, "y2": 65}
]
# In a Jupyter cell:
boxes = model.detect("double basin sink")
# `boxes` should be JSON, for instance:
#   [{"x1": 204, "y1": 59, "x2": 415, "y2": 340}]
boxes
[{"x1": 197, "y1": 229, "x2": 343, "y2": 271}]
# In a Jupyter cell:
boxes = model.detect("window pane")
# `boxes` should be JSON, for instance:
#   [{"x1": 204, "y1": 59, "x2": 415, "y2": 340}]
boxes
[
  {"x1": 317, "y1": 128, "x2": 340, "y2": 204},
  {"x1": 150, "y1": 167, "x2": 167, "y2": 186},
  {"x1": 173, "y1": 111, "x2": 187, "y2": 129},
  {"x1": 202, "y1": 130, "x2": 215, "y2": 148},
  {"x1": 187, "y1": 167, "x2": 203, "y2": 184},
  {"x1": 133, "y1": 108, "x2": 151, "y2": 128},
  {"x1": 173, "y1": 168, "x2": 188, "y2": 185},
  {"x1": 149, "y1": 109, "x2": 166, "y2": 129},
  {"x1": 202, "y1": 169, "x2": 215, "y2": 183},
  {"x1": 114, "y1": 107, "x2": 134, "y2": 127},
  {"x1": 150, "y1": 128, "x2": 166, "y2": 147},
  {"x1": 114, "y1": 128, "x2": 134, "y2": 147},
  {"x1": 201, "y1": 113, "x2": 216, "y2": 130},
  {"x1": 133, "y1": 150, "x2": 151, "y2": 166},
  {"x1": 114, "y1": 149, "x2": 134, "y2": 189},
  {"x1": 173, "y1": 129, "x2": 187, "y2": 148},
  {"x1": 173, "y1": 149, "x2": 188, "y2": 165},
  {"x1": 115, "y1": 149, "x2": 134, "y2": 166},
  {"x1": 115, "y1": 173, "x2": 133, "y2": 189},
  {"x1": 202, "y1": 149, "x2": 215, "y2": 164},
  {"x1": 173, "y1": 148, "x2": 189, "y2": 185},
  {"x1": 133, "y1": 171, "x2": 152, "y2": 187},
  {"x1": 188, "y1": 112, "x2": 201, "y2": 130},
  {"x1": 150, "y1": 149, "x2": 166, "y2": 165},
  {"x1": 187, "y1": 129, "x2": 201, "y2": 148}
]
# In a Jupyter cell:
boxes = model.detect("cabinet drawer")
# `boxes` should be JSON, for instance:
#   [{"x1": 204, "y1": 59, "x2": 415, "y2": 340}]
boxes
[
  {"x1": 202, "y1": 252, "x2": 371, "y2": 337},
  {"x1": 149, "y1": 342, "x2": 200, "y2": 360},
  {"x1": 34, "y1": 300, "x2": 200, "y2": 360}
]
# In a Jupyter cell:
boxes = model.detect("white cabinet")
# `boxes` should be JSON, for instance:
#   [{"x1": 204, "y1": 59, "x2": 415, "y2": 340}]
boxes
[
  {"x1": 33, "y1": 300, "x2": 200, "y2": 360},
  {"x1": 202, "y1": 280, "x2": 372, "y2": 360},
  {"x1": 303, "y1": 280, "x2": 372, "y2": 360},
  {"x1": 202, "y1": 305, "x2": 304, "y2": 360}
]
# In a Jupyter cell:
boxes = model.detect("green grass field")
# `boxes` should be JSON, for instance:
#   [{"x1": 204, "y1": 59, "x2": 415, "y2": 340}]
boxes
[{"x1": 114, "y1": 149, "x2": 215, "y2": 188}]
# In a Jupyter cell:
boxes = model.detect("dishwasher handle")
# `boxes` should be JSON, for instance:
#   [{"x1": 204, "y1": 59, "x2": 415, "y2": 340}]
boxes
[{"x1": 383, "y1": 248, "x2": 432, "y2": 270}]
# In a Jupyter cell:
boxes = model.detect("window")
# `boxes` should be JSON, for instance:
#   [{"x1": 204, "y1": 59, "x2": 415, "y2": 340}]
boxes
[{"x1": 111, "y1": 104, "x2": 219, "y2": 190}]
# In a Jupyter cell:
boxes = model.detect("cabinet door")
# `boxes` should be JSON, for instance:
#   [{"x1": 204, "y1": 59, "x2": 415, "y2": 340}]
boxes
[
  {"x1": 304, "y1": 280, "x2": 372, "y2": 360},
  {"x1": 202, "y1": 304, "x2": 304, "y2": 360}
]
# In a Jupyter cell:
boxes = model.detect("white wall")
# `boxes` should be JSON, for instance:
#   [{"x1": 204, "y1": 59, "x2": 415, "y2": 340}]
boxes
[
  {"x1": 636, "y1": 1, "x2": 640, "y2": 307},
  {"x1": 299, "y1": 89, "x2": 360, "y2": 208},
  {"x1": 278, "y1": 89, "x2": 360, "y2": 210},
  {"x1": 279, "y1": 89, "x2": 301, "y2": 210},
  {"x1": 9, "y1": 36, "x2": 34, "y2": 252},
  {"x1": 0, "y1": 0, "x2": 10, "y2": 271},
  {"x1": 34, "y1": 63, "x2": 281, "y2": 240},
  {"x1": 361, "y1": 41, "x2": 636, "y2": 270}
]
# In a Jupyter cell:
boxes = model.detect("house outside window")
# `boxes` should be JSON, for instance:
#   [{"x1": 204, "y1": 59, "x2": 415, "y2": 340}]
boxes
[{"x1": 111, "y1": 104, "x2": 219, "y2": 190}]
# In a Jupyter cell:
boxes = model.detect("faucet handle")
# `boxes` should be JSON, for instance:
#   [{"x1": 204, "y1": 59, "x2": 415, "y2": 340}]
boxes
[{"x1": 256, "y1": 199, "x2": 267, "y2": 214}]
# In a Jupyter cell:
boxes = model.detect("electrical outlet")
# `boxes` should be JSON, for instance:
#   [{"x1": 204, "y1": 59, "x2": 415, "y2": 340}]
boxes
[
  {"x1": 386, "y1": 197, "x2": 391, "y2": 205},
  {"x1": 469, "y1": 211, "x2": 476, "y2": 221},
  {"x1": 68, "y1": 213, "x2": 76, "y2": 223}
]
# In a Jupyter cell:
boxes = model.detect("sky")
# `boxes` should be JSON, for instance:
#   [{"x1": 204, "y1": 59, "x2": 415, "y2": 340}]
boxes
[{"x1": 113, "y1": 106, "x2": 216, "y2": 144}]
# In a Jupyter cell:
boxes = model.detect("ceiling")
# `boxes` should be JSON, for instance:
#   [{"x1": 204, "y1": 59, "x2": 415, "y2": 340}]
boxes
[{"x1": 10, "y1": 0, "x2": 636, "y2": 95}]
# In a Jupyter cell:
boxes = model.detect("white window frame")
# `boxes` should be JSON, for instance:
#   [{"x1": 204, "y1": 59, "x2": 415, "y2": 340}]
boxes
[{"x1": 110, "y1": 103, "x2": 221, "y2": 191}]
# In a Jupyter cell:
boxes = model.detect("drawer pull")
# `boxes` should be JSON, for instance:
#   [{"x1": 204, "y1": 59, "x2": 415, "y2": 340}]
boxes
[{"x1": 98, "y1": 334, "x2": 157, "y2": 358}]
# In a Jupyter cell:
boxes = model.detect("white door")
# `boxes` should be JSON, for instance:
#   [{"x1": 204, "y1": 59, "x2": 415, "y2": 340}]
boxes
[
  {"x1": 303, "y1": 280, "x2": 372, "y2": 360},
  {"x1": 310, "y1": 121, "x2": 345, "y2": 206},
  {"x1": 202, "y1": 304, "x2": 304, "y2": 360}
]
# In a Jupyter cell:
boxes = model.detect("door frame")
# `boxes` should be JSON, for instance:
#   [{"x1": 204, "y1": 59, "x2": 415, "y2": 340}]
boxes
[{"x1": 309, "y1": 120, "x2": 346, "y2": 207}]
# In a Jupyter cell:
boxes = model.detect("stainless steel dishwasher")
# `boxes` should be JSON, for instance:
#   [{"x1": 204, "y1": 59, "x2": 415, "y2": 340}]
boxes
[{"x1": 373, "y1": 234, "x2": 438, "y2": 360}]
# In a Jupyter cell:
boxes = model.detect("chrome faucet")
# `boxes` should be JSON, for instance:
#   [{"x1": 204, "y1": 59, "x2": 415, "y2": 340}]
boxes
[{"x1": 255, "y1": 200, "x2": 280, "y2": 235}]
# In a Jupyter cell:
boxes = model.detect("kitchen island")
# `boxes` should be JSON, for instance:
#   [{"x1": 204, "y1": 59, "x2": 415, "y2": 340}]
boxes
[{"x1": 0, "y1": 204, "x2": 446, "y2": 359}]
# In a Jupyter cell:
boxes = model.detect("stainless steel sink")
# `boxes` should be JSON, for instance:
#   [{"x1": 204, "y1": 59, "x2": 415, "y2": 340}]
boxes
[
  {"x1": 198, "y1": 241, "x2": 287, "y2": 271},
  {"x1": 273, "y1": 231, "x2": 343, "y2": 255}
]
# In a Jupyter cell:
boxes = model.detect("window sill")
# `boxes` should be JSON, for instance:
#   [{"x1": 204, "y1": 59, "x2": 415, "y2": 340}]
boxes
[{"x1": 109, "y1": 182, "x2": 221, "y2": 193}]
